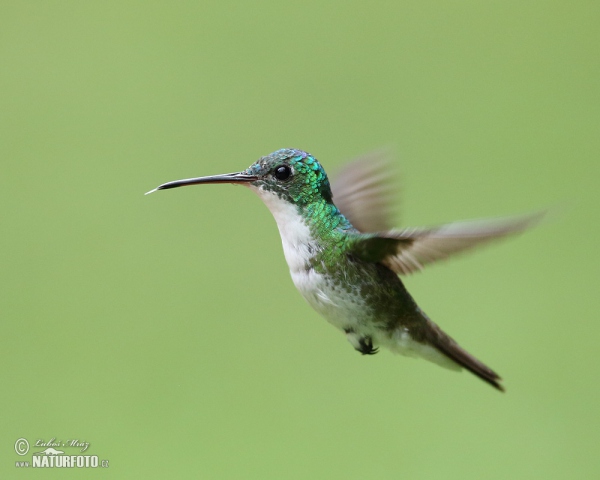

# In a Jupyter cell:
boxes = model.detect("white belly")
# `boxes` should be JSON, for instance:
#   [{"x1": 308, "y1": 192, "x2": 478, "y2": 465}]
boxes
[{"x1": 290, "y1": 267, "x2": 370, "y2": 332}]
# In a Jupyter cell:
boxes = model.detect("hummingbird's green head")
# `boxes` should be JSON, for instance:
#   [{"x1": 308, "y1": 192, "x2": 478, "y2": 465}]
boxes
[
  {"x1": 244, "y1": 149, "x2": 333, "y2": 206},
  {"x1": 145, "y1": 148, "x2": 352, "y2": 244},
  {"x1": 146, "y1": 148, "x2": 333, "y2": 208}
]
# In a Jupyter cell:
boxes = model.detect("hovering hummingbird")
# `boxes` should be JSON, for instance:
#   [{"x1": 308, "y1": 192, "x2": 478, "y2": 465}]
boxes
[{"x1": 147, "y1": 148, "x2": 541, "y2": 391}]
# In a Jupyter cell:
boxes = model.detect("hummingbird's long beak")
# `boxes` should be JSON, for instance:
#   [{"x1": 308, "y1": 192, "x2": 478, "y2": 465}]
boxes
[{"x1": 145, "y1": 172, "x2": 258, "y2": 195}]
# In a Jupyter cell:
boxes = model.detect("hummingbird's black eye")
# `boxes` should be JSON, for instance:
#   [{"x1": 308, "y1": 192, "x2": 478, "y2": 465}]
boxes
[{"x1": 274, "y1": 165, "x2": 292, "y2": 181}]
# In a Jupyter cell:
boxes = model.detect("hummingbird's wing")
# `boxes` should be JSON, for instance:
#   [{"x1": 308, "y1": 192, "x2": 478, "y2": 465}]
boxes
[
  {"x1": 330, "y1": 150, "x2": 398, "y2": 233},
  {"x1": 348, "y1": 212, "x2": 543, "y2": 275}
]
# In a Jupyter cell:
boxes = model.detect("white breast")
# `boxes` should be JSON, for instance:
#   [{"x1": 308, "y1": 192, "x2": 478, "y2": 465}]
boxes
[
  {"x1": 249, "y1": 186, "x2": 367, "y2": 331},
  {"x1": 249, "y1": 186, "x2": 315, "y2": 273}
]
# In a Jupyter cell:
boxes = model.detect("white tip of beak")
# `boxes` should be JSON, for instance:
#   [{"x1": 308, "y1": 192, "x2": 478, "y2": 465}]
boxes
[{"x1": 144, "y1": 188, "x2": 159, "y2": 196}]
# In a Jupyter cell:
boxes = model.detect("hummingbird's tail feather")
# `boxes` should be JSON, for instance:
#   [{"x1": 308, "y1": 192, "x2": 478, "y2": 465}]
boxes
[{"x1": 427, "y1": 324, "x2": 504, "y2": 391}]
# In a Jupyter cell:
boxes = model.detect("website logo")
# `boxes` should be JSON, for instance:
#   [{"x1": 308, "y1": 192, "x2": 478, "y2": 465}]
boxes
[{"x1": 13, "y1": 438, "x2": 109, "y2": 469}]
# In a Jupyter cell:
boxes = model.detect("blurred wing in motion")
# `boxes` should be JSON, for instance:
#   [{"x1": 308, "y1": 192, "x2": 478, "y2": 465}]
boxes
[
  {"x1": 330, "y1": 149, "x2": 399, "y2": 233},
  {"x1": 349, "y1": 212, "x2": 544, "y2": 275}
]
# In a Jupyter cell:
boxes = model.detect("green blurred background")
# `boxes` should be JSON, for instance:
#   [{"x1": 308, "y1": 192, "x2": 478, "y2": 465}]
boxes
[{"x1": 2, "y1": 1, "x2": 598, "y2": 478}]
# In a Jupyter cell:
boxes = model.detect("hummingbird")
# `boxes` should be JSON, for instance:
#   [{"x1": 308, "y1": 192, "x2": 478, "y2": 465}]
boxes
[{"x1": 146, "y1": 148, "x2": 541, "y2": 391}]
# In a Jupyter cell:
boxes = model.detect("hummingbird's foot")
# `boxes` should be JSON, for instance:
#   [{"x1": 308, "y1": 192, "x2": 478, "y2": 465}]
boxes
[
  {"x1": 345, "y1": 328, "x2": 379, "y2": 355},
  {"x1": 358, "y1": 336, "x2": 379, "y2": 355}
]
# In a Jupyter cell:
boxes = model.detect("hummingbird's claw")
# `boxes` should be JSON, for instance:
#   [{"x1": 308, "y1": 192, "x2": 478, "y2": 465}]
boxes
[{"x1": 358, "y1": 336, "x2": 379, "y2": 355}]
